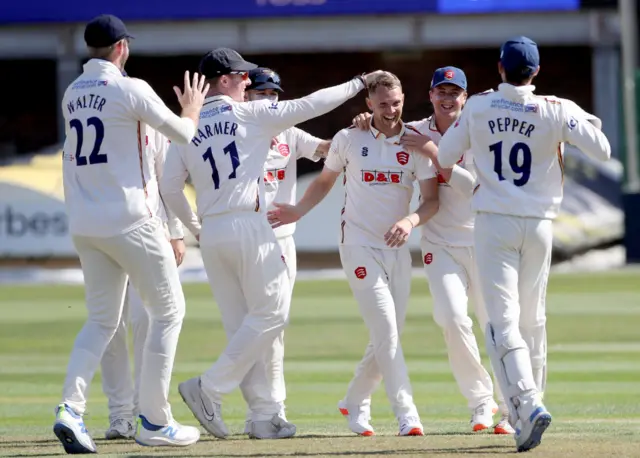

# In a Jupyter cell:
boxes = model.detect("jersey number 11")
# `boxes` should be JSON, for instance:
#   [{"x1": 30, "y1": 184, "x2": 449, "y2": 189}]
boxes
[{"x1": 202, "y1": 141, "x2": 240, "y2": 189}]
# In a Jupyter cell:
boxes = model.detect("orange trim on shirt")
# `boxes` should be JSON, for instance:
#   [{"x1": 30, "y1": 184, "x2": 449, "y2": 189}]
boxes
[
  {"x1": 137, "y1": 122, "x2": 152, "y2": 217},
  {"x1": 557, "y1": 143, "x2": 564, "y2": 185}
]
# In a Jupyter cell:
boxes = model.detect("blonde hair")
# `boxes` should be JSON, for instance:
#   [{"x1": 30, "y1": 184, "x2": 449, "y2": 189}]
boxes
[{"x1": 367, "y1": 71, "x2": 402, "y2": 95}]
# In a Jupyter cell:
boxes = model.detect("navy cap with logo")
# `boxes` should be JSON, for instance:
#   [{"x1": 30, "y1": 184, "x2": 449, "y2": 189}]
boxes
[
  {"x1": 84, "y1": 14, "x2": 134, "y2": 48},
  {"x1": 431, "y1": 66, "x2": 467, "y2": 91},
  {"x1": 247, "y1": 67, "x2": 283, "y2": 92},
  {"x1": 500, "y1": 36, "x2": 540, "y2": 77},
  {"x1": 198, "y1": 48, "x2": 258, "y2": 78}
]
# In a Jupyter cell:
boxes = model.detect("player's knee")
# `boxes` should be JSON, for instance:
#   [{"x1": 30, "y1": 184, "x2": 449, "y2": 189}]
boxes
[
  {"x1": 434, "y1": 309, "x2": 472, "y2": 331},
  {"x1": 486, "y1": 322, "x2": 527, "y2": 355}
]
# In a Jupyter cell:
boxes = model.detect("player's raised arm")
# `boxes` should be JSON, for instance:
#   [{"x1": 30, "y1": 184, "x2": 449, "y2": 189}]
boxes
[
  {"x1": 438, "y1": 108, "x2": 472, "y2": 168},
  {"x1": 561, "y1": 101, "x2": 611, "y2": 162},
  {"x1": 240, "y1": 71, "x2": 384, "y2": 137},
  {"x1": 159, "y1": 143, "x2": 202, "y2": 238},
  {"x1": 267, "y1": 130, "x2": 346, "y2": 228},
  {"x1": 127, "y1": 71, "x2": 209, "y2": 144}
]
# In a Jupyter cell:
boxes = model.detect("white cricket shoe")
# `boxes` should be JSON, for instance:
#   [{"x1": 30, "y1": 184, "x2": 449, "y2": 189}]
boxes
[
  {"x1": 494, "y1": 413, "x2": 516, "y2": 435},
  {"x1": 471, "y1": 399, "x2": 498, "y2": 432},
  {"x1": 338, "y1": 400, "x2": 374, "y2": 436},
  {"x1": 515, "y1": 399, "x2": 552, "y2": 452},
  {"x1": 53, "y1": 403, "x2": 97, "y2": 454},
  {"x1": 398, "y1": 415, "x2": 424, "y2": 436},
  {"x1": 134, "y1": 415, "x2": 200, "y2": 447},
  {"x1": 105, "y1": 417, "x2": 135, "y2": 440},
  {"x1": 249, "y1": 414, "x2": 296, "y2": 439},
  {"x1": 178, "y1": 376, "x2": 229, "y2": 438}
]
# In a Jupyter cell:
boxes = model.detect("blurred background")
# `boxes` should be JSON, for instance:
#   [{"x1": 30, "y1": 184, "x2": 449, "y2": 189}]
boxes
[{"x1": 0, "y1": 0, "x2": 636, "y2": 282}]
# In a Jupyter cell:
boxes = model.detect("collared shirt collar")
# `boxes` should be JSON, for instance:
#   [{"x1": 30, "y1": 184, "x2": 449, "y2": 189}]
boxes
[
  {"x1": 203, "y1": 94, "x2": 234, "y2": 107},
  {"x1": 368, "y1": 117, "x2": 406, "y2": 145},
  {"x1": 498, "y1": 83, "x2": 536, "y2": 97},
  {"x1": 82, "y1": 58, "x2": 125, "y2": 77}
]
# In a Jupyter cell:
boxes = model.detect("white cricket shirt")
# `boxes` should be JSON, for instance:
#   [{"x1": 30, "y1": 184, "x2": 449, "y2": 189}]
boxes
[
  {"x1": 438, "y1": 83, "x2": 611, "y2": 220},
  {"x1": 324, "y1": 120, "x2": 436, "y2": 249},
  {"x1": 410, "y1": 116, "x2": 475, "y2": 247},
  {"x1": 61, "y1": 59, "x2": 189, "y2": 237},
  {"x1": 161, "y1": 78, "x2": 364, "y2": 235},
  {"x1": 145, "y1": 128, "x2": 183, "y2": 239},
  {"x1": 264, "y1": 127, "x2": 323, "y2": 239}
]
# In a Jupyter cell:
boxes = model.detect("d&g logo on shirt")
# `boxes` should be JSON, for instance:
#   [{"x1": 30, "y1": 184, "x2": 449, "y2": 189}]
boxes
[{"x1": 361, "y1": 170, "x2": 404, "y2": 184}]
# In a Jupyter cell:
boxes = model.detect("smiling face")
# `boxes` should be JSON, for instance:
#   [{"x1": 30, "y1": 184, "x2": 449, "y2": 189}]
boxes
[
  {"x1": 366, "y1": 85, "x2": 404, "y2": 133},
  {"x1": 429, "y1": 83, "x2": 467, "y2": 123}
]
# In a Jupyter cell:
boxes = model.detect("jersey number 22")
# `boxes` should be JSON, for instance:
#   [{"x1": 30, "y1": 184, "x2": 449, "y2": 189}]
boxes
[
  {"x1": 203, "y1": 141, "x2": 240, "y2": 189},
  {"x1": 69, "y1": 117, "x2": 107, "y2": 166}
]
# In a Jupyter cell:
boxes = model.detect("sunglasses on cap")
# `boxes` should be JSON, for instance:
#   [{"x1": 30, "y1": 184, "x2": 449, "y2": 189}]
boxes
[{"x1": 229, "y1": 71, "x2": 249, "y2": 80}]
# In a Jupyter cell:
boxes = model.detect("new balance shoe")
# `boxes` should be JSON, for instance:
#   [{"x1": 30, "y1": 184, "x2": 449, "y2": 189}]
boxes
[
  {"x1": 249, "y1": 414, "x2": 296, "y2": 439},
  {"x1": 134, "y1": 415, "x2": 200, "y2": 446},
  {"x1": 178, "y1": 376, "x2": 229, "y2": 438},
  {"x1": 53, "y1": 403, "x2": 97, "y2": 454},
  {"x1": 515, "y1": 399, "x2": 552, "y2": 452},
  {"x1": 338, "y1": 400, "x2": 374, "y2": 436},
  {"x1": 398, "y1": 415, "x2": 424, "y2": 436},
  {"x1": 471, "y1": 399, "x2": 498, "y2": 432},
  {"x1": 105, "y1": 416, "x2": 135, "y2": 440}
]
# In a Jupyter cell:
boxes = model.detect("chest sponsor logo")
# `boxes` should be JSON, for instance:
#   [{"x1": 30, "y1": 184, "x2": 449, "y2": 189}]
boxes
[
  {"x1": 361, "y1": 170, "x2": 403, "y2": 184},
  {"x1": 264, "y1": 168, "x2": 286, "y2": 183}
]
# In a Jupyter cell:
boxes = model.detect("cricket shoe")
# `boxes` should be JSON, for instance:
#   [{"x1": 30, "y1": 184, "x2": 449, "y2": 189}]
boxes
[
  {"x1": 105, "y1": 416, "x2": 136, "y2": 439},
  {"x1": 178, "y1": 376, "x2": 229, "y2": 438},
  {"x1": 135, "y1": 415, "x2": 200, "y2": 446},
  {"x1": 471, "y1": 399, "x2": 499, "y2": 432},
  {"x1": 398, "y1": 415, "x2": 424, "y2": 436},
  {"x1": 514, "y1": 399, "x2": 552, "y2": 452},
  {"x1": 249, "y1": 414, "x2": 296, "y2": 439},
  {"x1": 494, "y1": 413, "x2": 515, "y2": 435},
  {"x1": 338, "y1": 400, "x2": 374, "y2": 436},
  {"x1": 245, "y1": 409, "x2": 288, "y2": 435},
  {"x1": 53, "y1": 403, "x2": 97, "y2": 454}
]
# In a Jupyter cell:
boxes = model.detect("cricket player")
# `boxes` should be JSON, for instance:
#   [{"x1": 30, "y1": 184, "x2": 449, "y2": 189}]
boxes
[
  {"x1": 351, "y1": 67, "x2": 514, "y2": 435},
  {"x1": 437, "y1": 37, "x2": 611, "y2": 452},
  {"x1": 55, "y1": 14, "x2": 209, "y2": 454},
  {"x1": 268, "y1": 72, "x2": 438, "y2": 437},
  {"x1": 160, "y1": 47, "x2": 379, "y2": 440},
  {"x1": 100, "y1": 127, "x2": 186, "y2": 440},
  {"x1": 241, "y1": 66, "x2": 330, "y2": 434}
]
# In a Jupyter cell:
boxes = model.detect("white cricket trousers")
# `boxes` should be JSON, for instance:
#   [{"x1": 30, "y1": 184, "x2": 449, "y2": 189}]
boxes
[
  {"x1": 474, "y1": 212, "x2": 551, "y2": 394},
  {"x1": 62, "y1": 217, "x2": 184, "y2": 426},
  {"x1": 339, "y1": 244, "x2": 418, "y2": 419},
  {"x1": 100, "y1": 281, "x2": 149, "y2": 420},
  {"x1": 421, "y1": 239, "x2": 507, "y2": 412},
  {"x1": 198, "y1": 212, "x2": 291, "y2": 421}
]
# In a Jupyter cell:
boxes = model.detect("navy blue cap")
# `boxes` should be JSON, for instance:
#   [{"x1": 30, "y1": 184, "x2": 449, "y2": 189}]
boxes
[
  {"x1": 431, "y1": 67, "x2": 467, "y2": 91},
  {"x1": 198, "y1": 48, "x2": 257, "y2": 78},
  {"x1": 247, "y1": 67, "x2": 283, "y2": 92},
  {"x1": 500, "y1": 36, "x2": 540, "y2": 77},
  {"x1": 84, "y1": 14, "x2": 134, "y2": 48}
]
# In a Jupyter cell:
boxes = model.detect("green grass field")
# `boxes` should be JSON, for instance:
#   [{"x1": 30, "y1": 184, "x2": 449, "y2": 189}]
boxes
[{"x1": 1, "y1": 271, "x2": 639, "y2": 457}]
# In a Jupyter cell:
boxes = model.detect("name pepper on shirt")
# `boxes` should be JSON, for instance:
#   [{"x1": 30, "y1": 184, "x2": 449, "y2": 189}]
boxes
[
  {"x1": 488, "y1": 117, "x2": 536, "y2": 138},
  {"x1": 191, "y1": 121, "x2": 239, "y2": 147},
  {"x1": 66, "y1": 94, "x2": 107, "y2": 114}
]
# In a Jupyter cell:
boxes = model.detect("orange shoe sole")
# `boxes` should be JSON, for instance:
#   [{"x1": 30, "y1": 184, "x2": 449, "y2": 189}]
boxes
[
  {"x1": 473, "y1": 423, "x2": 490, "y2": 432},
  {"x1": 493, "y1": 425, "x2": 514, "y2": 435},
  {"x1": 400, "y1": 428, "x2": 424, "y2": 436}
]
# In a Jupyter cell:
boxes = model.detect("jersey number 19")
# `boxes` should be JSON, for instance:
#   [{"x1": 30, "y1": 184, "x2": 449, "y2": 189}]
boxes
[{"x1": 489, "y1": 141, "x2": 531, "y2": 187}]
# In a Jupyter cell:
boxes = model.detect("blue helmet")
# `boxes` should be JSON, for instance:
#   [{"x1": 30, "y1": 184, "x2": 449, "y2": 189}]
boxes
[{"x1": 247, "y1": 67, "x2": 283, "y2": 92}]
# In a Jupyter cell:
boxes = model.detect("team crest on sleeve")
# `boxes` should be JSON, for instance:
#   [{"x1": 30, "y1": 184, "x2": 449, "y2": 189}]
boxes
[
  {"x1": 424, "y1": 253, "x2": 433, "y2": 265},
  {"x1": 567, "y1": 117, "x2": 578, "y2": 130},
  {"x1": 396, "y1": 151, "x2": 409, "y2": 165}
]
